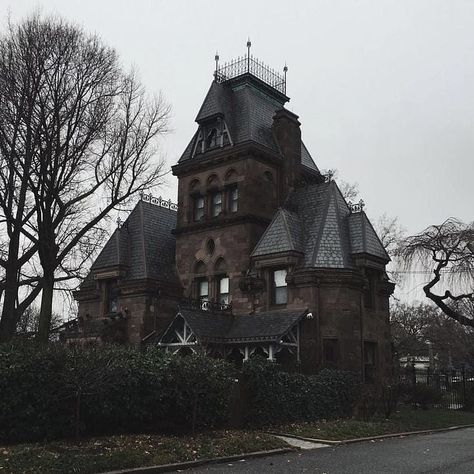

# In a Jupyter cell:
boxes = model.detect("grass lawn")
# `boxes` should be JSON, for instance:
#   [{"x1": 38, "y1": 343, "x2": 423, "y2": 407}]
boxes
[
  {"x1": 0, "y1": 431, "x2": 288, "y2": 474},
  {"x1": 279, "y1": 407, "x2": 474, "y2": 441}
]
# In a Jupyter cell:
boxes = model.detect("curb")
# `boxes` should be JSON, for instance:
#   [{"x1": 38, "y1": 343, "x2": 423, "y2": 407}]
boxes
[
  {"x1": 269, "y1": 423, "x2": 474, "y2": 446},
  {"x1": 100, "y1": 447, "x2": 295, "y2": 474}
]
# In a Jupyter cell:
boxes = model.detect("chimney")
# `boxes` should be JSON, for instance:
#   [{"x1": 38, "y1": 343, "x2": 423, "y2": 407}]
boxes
[{"x1": 272, "y1": 108, "x2": 302, "y2": 202}]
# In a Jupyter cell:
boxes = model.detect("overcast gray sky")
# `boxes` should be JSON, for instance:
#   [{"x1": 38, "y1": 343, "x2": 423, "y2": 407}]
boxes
[{"x1": 2, "y1": 0, "x2": 474, "y2": 304}]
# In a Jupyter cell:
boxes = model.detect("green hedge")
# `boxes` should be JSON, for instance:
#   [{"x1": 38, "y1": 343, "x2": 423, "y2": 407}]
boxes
[
  {"x1": 0, "y1": 344, "x2": 360, "y2": 442},
  {"x1": 241, "y1": 358, "x2": 361, "y2": 425},
  {"x1": 0, "y1": 344, "x2": 235, "y2": 442}
]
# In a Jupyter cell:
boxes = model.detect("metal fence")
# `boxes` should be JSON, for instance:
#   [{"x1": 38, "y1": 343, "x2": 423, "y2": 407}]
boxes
[{"x1": 400, "y1": 366, "x2": 474, "y2": 409}]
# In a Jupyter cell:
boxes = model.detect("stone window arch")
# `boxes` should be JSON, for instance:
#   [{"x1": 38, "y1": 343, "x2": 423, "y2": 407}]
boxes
[
  {"x1": 225, "y1": 168, "x2": 238, "y2": 182},
  {"x1": 194, "y1": 260, "x2": 207, "y2": 275},
  {"x1": 189, "y1": 178, "x2": 201, "y2": 191}
]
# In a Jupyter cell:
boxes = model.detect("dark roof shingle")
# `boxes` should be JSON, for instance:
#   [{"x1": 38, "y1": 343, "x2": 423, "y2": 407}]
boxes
[
  {"x1": 252, "y1": 180, "x2": 389, "y2": 268},
  {"x1": 89, "y1": 200, "x2": 179, "y2": 283},
  {"x1": 176, "y1": 308, "x2": 306, "y2": 343}
]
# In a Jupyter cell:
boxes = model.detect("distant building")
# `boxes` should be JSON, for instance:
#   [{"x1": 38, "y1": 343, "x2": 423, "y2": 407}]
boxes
[{"x1": 71, "y1": 46, "x2": 394, "y2": 380}]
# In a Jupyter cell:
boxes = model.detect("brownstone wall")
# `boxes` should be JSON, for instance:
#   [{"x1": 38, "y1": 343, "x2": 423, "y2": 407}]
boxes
[{"x1": 175, "y1": 155, "x2": 280, "y2": 229}]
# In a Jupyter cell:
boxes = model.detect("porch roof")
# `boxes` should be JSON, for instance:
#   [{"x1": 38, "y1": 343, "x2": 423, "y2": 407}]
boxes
[{"x1": 172, "y1": 308, "x2": 307, "y2": 344}]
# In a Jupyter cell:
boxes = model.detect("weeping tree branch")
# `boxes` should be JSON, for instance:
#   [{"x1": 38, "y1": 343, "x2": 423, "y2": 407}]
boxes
[{"x1": 398, "y1": 218, "x2": 474, "y2": 328}]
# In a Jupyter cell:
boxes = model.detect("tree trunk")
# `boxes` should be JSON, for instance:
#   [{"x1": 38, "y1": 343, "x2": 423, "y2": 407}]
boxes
[
  {"x1": 0, "y1": 237, "x2": 21, "y2": 341},
  {"x1": 37, "y1": 273, "x2": 54, "y2": 343}
]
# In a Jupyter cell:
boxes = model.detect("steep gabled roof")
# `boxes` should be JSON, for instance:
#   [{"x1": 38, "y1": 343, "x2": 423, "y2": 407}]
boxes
[
  {"x1": 252, "y1": 208, "x2": 303, "y2": 257},
  {"x1": 89, "y1": 200, "x2": 179, "y2": 283},
  {"x1": 164, "y1": 308, "x2": 307, "y2": 344},
  {"x1": 251, "y1": 180, "x2": 390, "y2": 268}
]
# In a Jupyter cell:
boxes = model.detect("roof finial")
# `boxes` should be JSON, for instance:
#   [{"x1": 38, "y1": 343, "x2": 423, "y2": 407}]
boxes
[
  {"x1": 214, "y1": 51, "x2": 220, "y2": 79},
  {"x1": 246, "y1": 38, "x2": 251, "y2": 72},
  {"x1": 283, "y1": 63, "x2": 288, "y2": 94}
]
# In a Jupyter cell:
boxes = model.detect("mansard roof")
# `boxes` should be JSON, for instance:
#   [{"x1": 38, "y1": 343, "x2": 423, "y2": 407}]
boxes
[
  {"x1": 162, "y1": 308, "x2": 307, "y2": 344},
  {"x1": 88, "y1": 199, "x2": 179, "y2": 284},
  {"x1": 178, "y1": 78, "x2": 319, "y2": 175},
  {"x1": 252, "y1": 180, "x2": 389, "y2": 267}
]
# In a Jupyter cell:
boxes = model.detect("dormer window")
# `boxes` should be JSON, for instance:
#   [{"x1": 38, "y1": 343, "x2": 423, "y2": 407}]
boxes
[
  {"x1": 211, "y1": 191, "x2": 222, "y2": 217},
  {"x1": 194, "y1": 195, "x2": 205, "y2": 221},
  {"x1": 192, "y1": 120, "x2": 232, "y2": 158},
  {"x1": 206, "y1": 128, "x2": 218, "y2": 149}
]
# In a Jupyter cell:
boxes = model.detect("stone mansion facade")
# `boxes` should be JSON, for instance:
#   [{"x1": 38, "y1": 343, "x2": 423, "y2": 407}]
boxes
[{"x1": 71, "y1": 49, "x2": 394, "y2": 379}]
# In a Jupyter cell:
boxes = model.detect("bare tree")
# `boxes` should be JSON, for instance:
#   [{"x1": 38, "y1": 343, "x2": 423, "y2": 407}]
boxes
[
  {"x1": 375, "y1": 213, "x2": 405, "y2": 256},
  {"x1": 0, "y1": 16, "x2": 169, "y2": 342},
  {"x1": 339, "y1": 180, "x2": 360, "y2": 202},
  {"x1": 0, "y1": 17, "x2": 45, "y2": 340},
  {"x1": 399, "y1": 218, "x2": 474, "y2": 328}
]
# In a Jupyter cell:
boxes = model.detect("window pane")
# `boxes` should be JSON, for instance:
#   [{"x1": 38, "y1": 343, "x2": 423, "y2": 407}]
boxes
[
  {"x1": 274, "y1": 286, "x2": 287, "y2": 305},
  {"x1": 199, "y1": 280, "x2": 208, "y2": 297},
  {"x1": 194, "y1": 196, "x2": 204, "y2": 220},
  {"x1": 212, "y1": 192, "x2": 222, "y2": 217},
  {"x1": 273, "y1": 269, "x2": 287, "y2": 287},
  {"x1": 219, "y1": 277, "x2": 229, "y2": 294},
  {"x1": 230, "y1": 188, "x2": 238, "y2": 212}
]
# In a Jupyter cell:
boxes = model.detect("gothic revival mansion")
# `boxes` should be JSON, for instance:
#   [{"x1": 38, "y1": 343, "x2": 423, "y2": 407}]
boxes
[{"x1": 72, "y1": 49, "x2": 394, "y2": 379}]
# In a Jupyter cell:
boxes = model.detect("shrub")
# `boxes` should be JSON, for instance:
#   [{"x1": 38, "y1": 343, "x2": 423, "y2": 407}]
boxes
[
  {"x1": 0, "y1": 343, "x2": 235, "y2": 442},
  {"x1": 0, "y1": 344, "x2": 360, "y2": 442},
  {"x1": 241, "y1": 358, "x2": 360, "y2": 425}
]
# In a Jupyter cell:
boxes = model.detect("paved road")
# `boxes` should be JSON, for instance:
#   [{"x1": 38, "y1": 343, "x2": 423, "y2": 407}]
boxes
[{"x1": 184, "y1": 428, "x2": 474, "y2": 473}]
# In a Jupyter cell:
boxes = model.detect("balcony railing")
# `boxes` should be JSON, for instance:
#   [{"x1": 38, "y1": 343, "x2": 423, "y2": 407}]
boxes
[
  {"x1": 140, "y1": 193, "x2": 178, "y2": 211},
  {"x1": 178, "y1": 297, "x2": 232, "y2": 313}
]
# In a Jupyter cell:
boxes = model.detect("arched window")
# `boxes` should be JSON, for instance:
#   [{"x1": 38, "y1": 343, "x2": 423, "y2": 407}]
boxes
[
  {"x1": 189, "y1": 178, "x2": 200, "y2": 191},
  {"x1": 206, "y1": 239, "x2": 215, "y2": 255},
  {"x1": 207, "y1": 174, "x2": 219, "y2": 187},
  {"x1": 195, "y1": 261, "x2": 207, "y2": 274},
  {"x1": 214, "y1": 257, "x2": 226, "y2": 273},
  {"x1": 225, "y1": 168, "x2": 238, "y2": 182}
]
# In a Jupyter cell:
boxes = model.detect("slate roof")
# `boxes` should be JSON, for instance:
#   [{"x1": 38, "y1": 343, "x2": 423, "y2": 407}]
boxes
[
  {"x1": 178, "y1": 78, "x2": 319, "y2": 175},
  {"x1": 348, "y1": 212, "x2": 390, "y2": 261},
  {"x1": 171, "y1": 308, "x2": 307, "y2": 344},
  {"x1": 89, "y1": 200, "x2": 179, "y2": 283},
  {"x1": 252, "y1": 208, "x2": 303, "y2": 257},
  {"x1": 252, "y1": 180, "x2": 389, "y2": 267}
]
